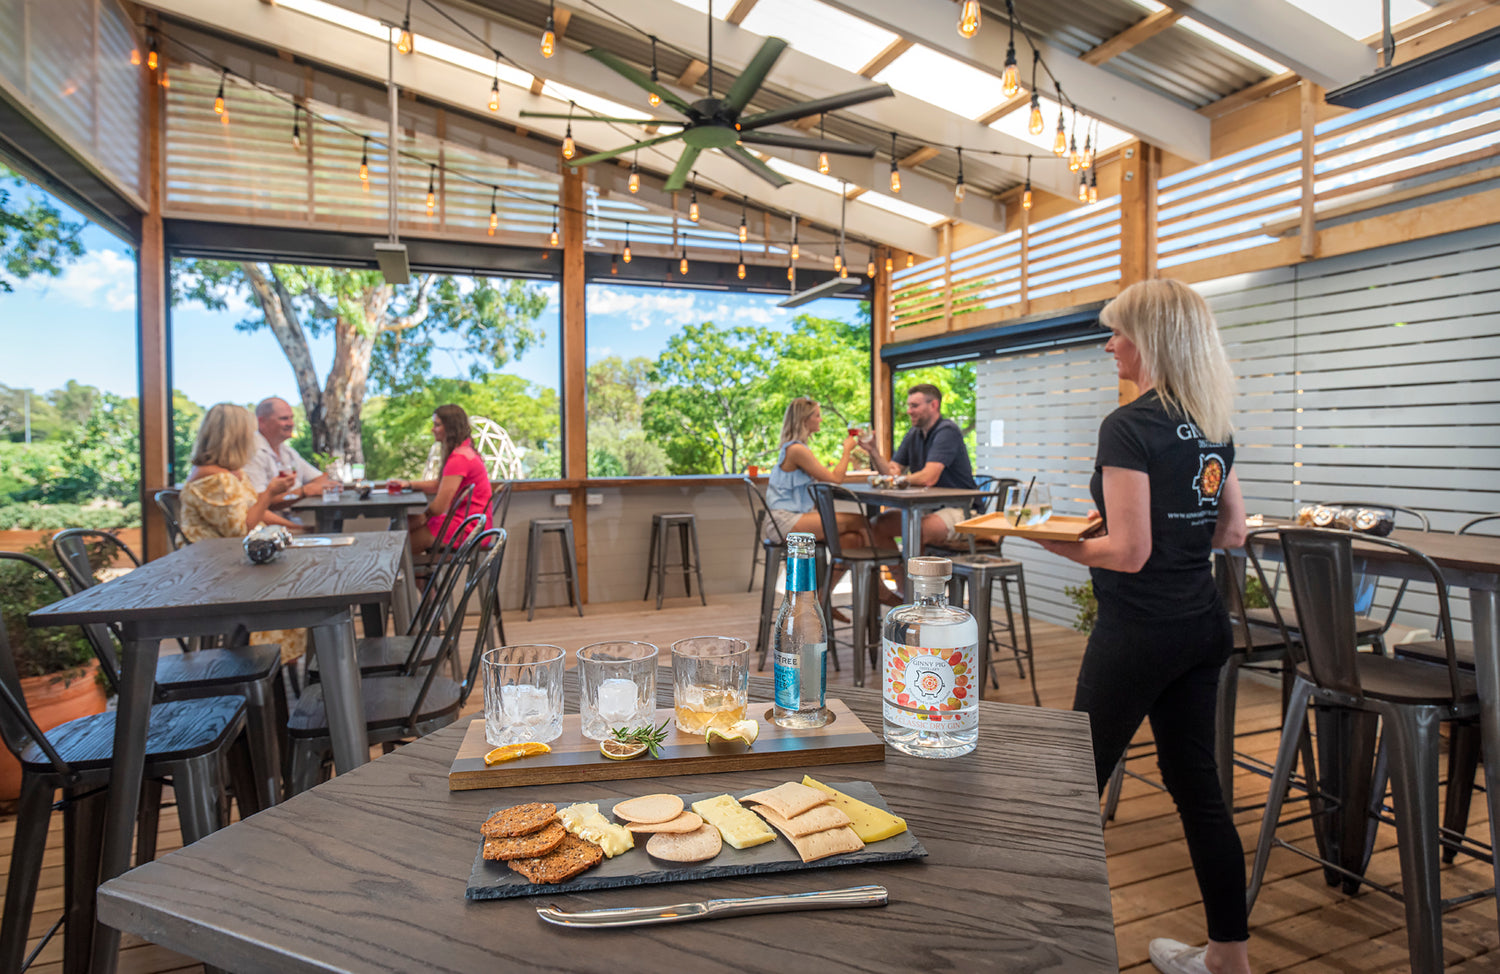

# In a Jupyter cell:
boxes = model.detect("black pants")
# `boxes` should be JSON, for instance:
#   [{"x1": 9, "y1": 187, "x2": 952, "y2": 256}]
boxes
[{"x1": 1073, "y1": 602, "x2": 1249, "y2": 944}]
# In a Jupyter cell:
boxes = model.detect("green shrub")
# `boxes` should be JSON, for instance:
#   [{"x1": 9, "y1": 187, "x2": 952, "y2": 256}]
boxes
[
  {"x1": 0, "y1": 502, "x2": 141, "y2": 531},
  {"x1": 0, "y1": 545, "x2": 97, "y2": 678},
  {"x1": 1064, "y1": 581, "x2": 1097, "y2": 635}
]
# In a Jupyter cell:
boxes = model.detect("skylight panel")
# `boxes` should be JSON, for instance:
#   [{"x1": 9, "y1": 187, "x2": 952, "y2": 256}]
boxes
[
  {"x1": 857, "y1": 191, "x2": 947, "y2": 226},
  {"x1": 762, "y1": 155, "x2": 850, "y2": 195},
  {"x1": 1123, "y1": 0, "x2": 1290, "y2": 74},
  {"x1": 1283, "y1": 0, "x2": 1431, "y2": 41},
  {"x1": 739, "y1": 0, "x2": 898, "y2": 74},
  {"x1": 875, "y1": 44, "x2": 1012, "y2": 121},
  {"x1": 542, "y1": 82, "x2": 657, "y2": 123},
  {"x1": 988, "y1": 95, "x2": 1133, "y2": 155}
]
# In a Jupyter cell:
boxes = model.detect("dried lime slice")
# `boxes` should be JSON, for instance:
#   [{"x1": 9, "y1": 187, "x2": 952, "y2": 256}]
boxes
[
  {"x1": 704, "y1": 719, "x2": 760, "y2": 748},
  {"x1": 599, "y1": 739, "x2": 648, "y2": 761}
]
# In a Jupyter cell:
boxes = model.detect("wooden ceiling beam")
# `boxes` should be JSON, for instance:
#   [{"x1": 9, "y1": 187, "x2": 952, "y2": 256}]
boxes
[
  {"x1": 677, "y1": 59, "x2": 707, "y2": 87},
  {"x1": 976, "y1": 93, "x2": 1028, "y2": 127},
  {"x1": 1081, "y1": 9, "x2": 1181, "y2": 65},
  {"x1": 725, "y1": 0, "x2": 759, "y2": 26},
  {"x1": 898, "y1": 146, "x2": 940, "y2": 168},
  {"x1": 858, "y1": 38, "x2": 913, "y2": 79},
  {"x1": 1155, "y1": 0, "x2": 1375, "y2": 90}
]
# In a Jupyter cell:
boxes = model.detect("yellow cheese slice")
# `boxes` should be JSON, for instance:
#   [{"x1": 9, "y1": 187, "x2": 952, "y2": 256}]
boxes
[
  {"x1": 691, "y1": 794, "x2": 777, "y2": 850},
  {"x1": 559, "y1": 802, "x2": 634, "y2": 857},
  {"x1": 800, "y1": 776, "x2": 908, "y2": 843}
]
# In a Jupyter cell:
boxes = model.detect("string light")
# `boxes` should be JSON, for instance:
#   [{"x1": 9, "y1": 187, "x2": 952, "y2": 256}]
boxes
[
  {"x1": 1023, "y1": 155, "x2": 1032, "y2": 210},
  {"x1": 488, "y1": 59, "x2": 501, "y2": 112},
  {"x1": 647, "y1": 37, "x2": 661, "y2": 108},
  {"x1": 957, "y1": 0, "x2": 982, "y2": 38},
  {"x1": 688, "y1": 176, "x2": 700, "y2": 222},
  {"x1": 131, "y1": 48, "x2": 140, "y2": 67},
  {"x1": 1052, "y1": 87, "x2": 1068, "y2": 156},
  {"x1": 954, "y1": 147, "x2": 966, "y2": 203},
  {"x1": 1077, "y1": 171, "x2": 1088, "y2": 203},
  {"x1": 488, "y1": 188, "x2": 498, "y2": 235},
  {"x1": 906, "y1": 253, "x2": 914, "y2": 268},
  {"x1": 147, "y1": 37, "x2": 158, "y2": 71},
  {"x1": 628, "y1": 155, "x2": 640, "y2": 194},
  {"x1": 1028, "y1": 54, "x2": 1044, "y2": 135},
  {"x1": 1082, "y1": 124, "x2": 1095, "y2": 170},
  {"x1": 426, "y1": 164, "x2": 437, "y2": 213},
  {"x1": 787, "y1": 262, "x2": 794, "y2": 282},
  {"x1": 159, "y1": 67, "x2": 170, "y2": 89},
  {"x1": 737, "y1": 244, "x2": 746, "y2": 280},
  {"x1": 817, "y1": 115, "x2": 830, "y2": 175},
  {"x1": 679, "y1": 247, "x2": 688, "y2": 276},
  {"x1": 791, "y1": 222, "x2": 799, "y2": 261},
  {"x1": 1001, "y1": 2, "x2": 1019, "y2": 96},
  {"x1": 738, "y1": 198, "x2": 748, "y2": 243},
  {"x1": 867, "y1": 247, "x2": 876, "y2": 278},
  {"x1": 1089, "y1": 169, "x2": 1099, "y2": 204},
  {"x1": 397, "y1": 0, "x2": 413, "y2": 54},
  {"x1": 541, "y1": 0, "x2": 556, "y2": 58},
  {"x1": 833, "y1": 250, "x2": 843, "y2": 273},
  {"x1": 610, "y1": 253, "x2": 618, "y2": 274},
  {"x1": 885, "y1": 253, "x2": 893, "y2": 273},
  {"x1": 291, "y1": 105, "x2": 302, "y2": 150},
  {"x1": 561, "y1": 104, "x2": 575, "y2": 160},
  {"x1": 888, "y1": 132, "x2": 900, "y2": 194},
  {"x1": 214, "y1": 70, "x2": 227, "y2": 116},
  {"x1": 549, "y1": 205, "x2": 559, "y2": 246},
  {"x1": 839, "y1": 261, "x2": 849, "y2": 279},
  {"x1": 1069, "y1": 134, "x2": 1081, "y2": 171},
  {"x1": 359, "y1": 137, "x2": 370, "y2": 184},
  {"x1": 622, "y1": 223, "x2": 632, "y2": 263}
]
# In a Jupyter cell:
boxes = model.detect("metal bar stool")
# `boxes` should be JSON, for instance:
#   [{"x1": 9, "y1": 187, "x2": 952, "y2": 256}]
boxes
[
  {"x1": 522, "y1": 518, "x2": 584, "y2": 621},
  {"x1": 946, "y1": 553, "x2": 1038, "y2": 707},
  {"x1": 643, "y1": 512, "x2": 707, "y2": 610}
]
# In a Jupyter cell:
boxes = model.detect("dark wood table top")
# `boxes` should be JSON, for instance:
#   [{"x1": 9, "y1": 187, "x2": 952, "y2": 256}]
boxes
[
  {"x1": 291, "y1": 487, "x2": 430, "y2": 514},
  {"x1": 29, "y1": 532, "x2": 407, "y2": 627},
  {"x1": 96, "y1": 679, "x2": 1116, "y2": 974},
  {"x1": 838, "y1": 483, "x2": 987, "y2": 508},
  {"x1": 1246, "y1": 520, "x2": 1500, "y2": 582}
]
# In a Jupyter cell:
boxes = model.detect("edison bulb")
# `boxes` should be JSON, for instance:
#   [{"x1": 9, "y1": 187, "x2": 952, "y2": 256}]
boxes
[
  {"x1": 1053, "y1": 126, "x2": 1067, "y2": 156},
  {"x1": 648, "y1": 91, "x2": 660, "y2": 107},
  {"x1": 954, "y1": 181, "x2": 966, "y2": 203},
  {"x1": 679, "y1": 256, "x2": 689, "y2": 275},
  {"x1": 689, "y1": 200, "x2": 700, "y2": 222},
  {"x1": 737, "y1": 262, "x2": 746, "y2": 280},
  {"x1": 628, "y1": 171, "x2": 640, "y2": 194},
  {"x1": 889, "y1": 168, "x2": 901, "y2": 194},
  {"x1": 488, "y1": 85, "x2": 500, "y2": 112},
  {"x1": 214, "y1": 94, "x2": 225, "y2": 115},
  {"x1": 1088, "y1": 182, "x2": 1098, "y2": 204},
  {"x1": 397, "y1": 28, "x2": 413, "y2": 55},
  {"x1": 1023, "y1": 188, "x2": 1033, "y2": 210},
  {"x1": 866, "y1": 260, "x2": 876, "y2": 277},
  {"x1": 885, "y1": 255, "x2": 893, "y2": 272},
  {"x1": 833, "y1": 253, "x2": 843, "y2": 272},
  {"x1": 1001, "y1": 59, "x2": 1019, "y2": 97},
  {"x1": 561, "y1": 135, "x2": 575, "y2": 160},
  {"x1": 738, "y1": 224, "x2": 747, "y2": 243},
  {"x1": 817, "y1": 151, "x2": 830, "y2": 175},
  {"x1": 787, "y1": 264, "x2": 794, "y2": 281},
  {"x1": 147, "y1": 50, "x2": 158, "y2": 71},
  {"x1": 791, "y1": 242, "x2": 799, "y2": 260},
  {"x1": 839, "y1": 264, "x2": 848, "y2": 279},
  {"x1": 957, "y1": 0, "x2": 981, "y2": 38},
  {"x1": 540, "y1": 29, "x2": 555, "y2": 58},
  {"x1": 623, "y1": 245, "x2": 632, "y2": 263},
  {"x1": 1028, "y1": 103, "x2": 1044, "y2": 136},
  {"x1": 1077, "y1": 179, "x2": 1089, "y2": 203},
  {"x1": 426, "y1": 190, "x2": 436, "y2": 212},
  {"x1": 550, "y1": 228, "x2": 560, "y2": 246}
]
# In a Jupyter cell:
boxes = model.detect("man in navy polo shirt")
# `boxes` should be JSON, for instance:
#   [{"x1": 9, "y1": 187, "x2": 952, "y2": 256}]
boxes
[{"x1": 860, "y1": 383, "x2": 977, "y2": 599}]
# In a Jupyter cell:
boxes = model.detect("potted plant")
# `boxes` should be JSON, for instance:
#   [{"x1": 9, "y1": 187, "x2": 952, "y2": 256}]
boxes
[{"x1": 0, "y1": 545, "x2": 108, "y2": 803}]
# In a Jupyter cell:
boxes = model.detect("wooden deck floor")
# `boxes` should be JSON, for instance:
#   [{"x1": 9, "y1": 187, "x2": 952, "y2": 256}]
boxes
[{"x1": 3, "y1": 590, "x2": 1496, "y2": 972}]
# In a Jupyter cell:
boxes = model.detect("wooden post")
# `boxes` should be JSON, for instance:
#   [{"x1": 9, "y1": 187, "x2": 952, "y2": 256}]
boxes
[
  {"x1": 138, "y1": 43, "x2": 170, "y2": 560},
  {"x1": 871, "y1": 248, "x2": 894, "y2": 455},
  {"x1": 1116, "y1": 139, "x2": 1160, "y2": 405},
  {"x1": 1018, "y1": 196, "x2": 1030, "y2": 314},
  {"x1": 940, "y1": 223, "x2": 954, "y2": 331},
  {"x1": 1300, "y1": 80, "x2": 1321, "y2": 259},
  {"x1": 560, "y1": 163, "x2": 588, "y2": 601}
]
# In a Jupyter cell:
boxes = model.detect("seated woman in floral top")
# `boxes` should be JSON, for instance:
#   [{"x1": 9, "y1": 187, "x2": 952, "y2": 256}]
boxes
[{"x1": 180, "y1": 402, "x2": 306, "y2": 663}]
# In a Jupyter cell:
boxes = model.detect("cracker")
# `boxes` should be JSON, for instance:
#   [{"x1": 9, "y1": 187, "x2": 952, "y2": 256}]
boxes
[
  {"x1": 740, "y1": 782, "x2": 830, "y2": 819},
  {"x1": 481, "y1": 802, "x2": 557, "y2": 838},
  {"x1": 612, "y1": 794, "x2": 685, "y2": 824},
  {"x1": 505, "y1": 833, "x2": 605, "y2": 884},
  {"x1": 482, "y1": 819, "x2": 568, "y2": 861},
  {"x1": 646, "y1": 824, "x2": 723, "y2": 863},
  {"x1": 626, "y1": 811, "x2": 703, "y2": 834},
  {"x1": 752, "y1": 807, "x2": 865, "y2": 864},
  {"x1": 748, "y1": 802, "x2": 851, "y2": 838}
]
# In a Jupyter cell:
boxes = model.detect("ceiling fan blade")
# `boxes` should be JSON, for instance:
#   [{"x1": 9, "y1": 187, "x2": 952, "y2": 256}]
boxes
[
  {"x1": 663, "y1": 146, "x2": 704, "y2": 192},
  {"x1": 738, "y1": 85, "x2": 895, "y2": 131},
  {"x1": 566, "y1": 132, "x2": 687, "y2": 168},
  {"x1": 721, "y1": 37, "x2": 788, "y2": 116},
  {"x1": 584, "y1": 48, "x2": 694, "y2": 116},
  {"x1": 721, "y1": 145, "x2": 793, "y2": 189},
  {"x1": 738, "y1": 132, "x2": 878, "y2": 156},
  {"x1": 519, "y1": 111, "x2": 679, "y2": 125}
]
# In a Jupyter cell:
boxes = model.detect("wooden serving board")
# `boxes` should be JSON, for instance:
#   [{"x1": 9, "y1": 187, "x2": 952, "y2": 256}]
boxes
[
  {"x1": 465, "y1": 781, "x2": 925, "y2": 900},
  {"x1": 956, "y1": 511, "x2": 1104, "y2": 542},
  {"x1": 449, "y1": 698, "x2": 883, "y2": 791}
]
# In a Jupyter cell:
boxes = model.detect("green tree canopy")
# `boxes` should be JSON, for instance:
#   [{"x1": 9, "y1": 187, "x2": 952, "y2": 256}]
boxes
[{"x1": 0, "y1": 166, "x2": 84, "y2": 293}]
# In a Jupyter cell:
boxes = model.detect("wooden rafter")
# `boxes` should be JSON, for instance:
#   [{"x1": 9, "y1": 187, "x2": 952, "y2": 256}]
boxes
[
  {"x1": 725, "y1": 0, "x2": 758, "y2": 25},
  {"x1": 859, "y1": 38, "x2": 913, "y2": 78},
  {"x1": 677, "y1": 59, "x2": 708, "y2": 87},
  {"x1": 898, "y1": 146, "x2": 939, "y2": 168},
  {"x1": 976, "y1": 92, "x2": 1028, "y2": 127},
  {"x1": 1081, "y1": 9, "x2": 1182, "y2": 65}
]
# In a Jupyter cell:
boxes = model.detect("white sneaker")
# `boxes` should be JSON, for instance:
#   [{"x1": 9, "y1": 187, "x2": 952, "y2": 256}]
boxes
[{"x1": 1149, "y1": 939, "x2": 1212, "y2": 974}]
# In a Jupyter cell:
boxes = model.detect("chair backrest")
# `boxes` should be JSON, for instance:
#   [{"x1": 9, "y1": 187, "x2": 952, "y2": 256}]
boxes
[
  {"x1": 744, "y1": 477, "x2": 780, "y2": 546},
  {"x1": 406, "y1": 528, "x2": 506, "y2": 727},
  {"x1": 429, "y1": 483, "x2": 476, "y2": 556},
  {"x1": 0, "y1": 551, "x2": 123, "y2": 698},
  {"x1": 410, "y1": 512, "x2": 487, "y2": 636},
  {"x1": 0, "y1": 611, "x2": 81, "y2": 776},
  {"x1": 52, "y1": 529, "x2": 142, "y2": 592},
  {"x1": 1279, "y1": 526, "x2": 1461, "y2": 700},
  {"x1": 487, "y1": 480, "x2": 513, "y2": 528},
  {"x1": 154, "y1": 490, "x2": 187, "y2": 550},
  {"x1": 972, "y1": 476, "x2": 1020, "y2": 515},
  {"x1": 1459, "y1": 514, "x2": 1500, "y2": 536},
  {"x1": 460, "y1": 528, "x2": 509, "y2": 707},
  {"x1": 809, "y1": 482, "x2": 857, "y2": 561}
]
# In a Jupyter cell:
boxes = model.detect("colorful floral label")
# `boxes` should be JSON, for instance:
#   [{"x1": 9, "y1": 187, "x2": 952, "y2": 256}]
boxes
[{"x1": 882, "y1": 638, "x2": 977, "y2": 731}]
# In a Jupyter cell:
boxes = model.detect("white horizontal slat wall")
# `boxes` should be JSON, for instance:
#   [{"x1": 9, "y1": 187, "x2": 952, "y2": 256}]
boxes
[{"x1": 974, "y1": 223, "x2": 1500, "y2": 638}]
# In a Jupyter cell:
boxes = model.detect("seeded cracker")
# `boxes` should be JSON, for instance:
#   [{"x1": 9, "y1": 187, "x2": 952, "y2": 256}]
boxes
[
  {"x1": 505, "y1": 833, "x2": 605, "y2": 884},
  {"x1": 481, "y1": 802, "x2": 557, "y2": 839},
  {"x1": 482, "y1": 820, "x2": 568, "y2": 861}
]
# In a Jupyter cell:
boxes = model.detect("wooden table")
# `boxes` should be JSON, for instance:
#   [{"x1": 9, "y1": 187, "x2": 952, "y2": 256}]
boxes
[
  {"x1": 29, "y1": 531, "x2": 409, "y2": 974},
  {"x1": 292, "y1": 485, "x2": 429, "y2": 533},
  {"x1": 838, "y1": 484, "x2": 988, "y2": 597},
  {"x1": 94, "y1": 678, "x2": 1117, "y2": 974}
]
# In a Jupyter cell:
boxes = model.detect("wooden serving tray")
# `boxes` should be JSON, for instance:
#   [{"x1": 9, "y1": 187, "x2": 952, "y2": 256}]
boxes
[
  {"x1": 465, "y1": 781, "x2": 925, "y2": 900},
  {"x1": 449, "y1": 698, "x2": 884, "y2": 791},
  {"x1": 956, "y1": 511, "x2": 1104, "y2": 542}
]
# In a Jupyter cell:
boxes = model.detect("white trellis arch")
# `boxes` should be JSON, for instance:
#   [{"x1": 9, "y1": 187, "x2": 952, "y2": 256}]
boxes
[{"x1": 422, "y1": 416, "x2": 524, "y2": 480}]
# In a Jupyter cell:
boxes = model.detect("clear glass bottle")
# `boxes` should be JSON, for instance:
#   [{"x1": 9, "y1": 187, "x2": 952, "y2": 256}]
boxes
[
  {"x1": 881, "y1": 556, "x2": 979, "y2": 758},
  {"x1": 771, "y1": 532, "x2": 832, "y2": 728}
]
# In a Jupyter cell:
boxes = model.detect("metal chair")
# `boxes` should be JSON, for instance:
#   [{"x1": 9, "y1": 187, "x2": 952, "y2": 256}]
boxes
[
  {"x1": 522, "y1": 516, "x2": 584, "y2": 621},
  {"x1": 1246, "y1": 527, "x2": 1483, "y2": 974},
  {"x1": 744, "y1": 478, "x2": 828, "y2": 669},
  {"x1": 643, "y1": 512, "x2": 707, "y2": 609},
  {"x1": 153, "y1": 489, "x2": 187, "y2": 550},
  {"x1": 810, "y1": 482, "x2": 902, "y2": 687},
  {"x1": 0, "y1": 563, "x2": 249, "y2": 974},
  {"x1": 945, "y1": 553, "x2": 1038, "y2": 706},
  {"x1": 285, "y1": 529, "x2": 505, "y2": 793},
  {"x1": 50, "y1": 529, "x2": 285, "y2": 813},
  {"x1": 487, "y1": 479, "x2": 513, "y2": 528},
  {"x1": 925, "y1": 476, "x2": 1018, "y2": 557}
]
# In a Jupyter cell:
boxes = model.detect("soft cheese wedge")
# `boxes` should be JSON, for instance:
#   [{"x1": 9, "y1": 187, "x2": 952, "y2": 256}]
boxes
[
  {"x1": 691, "y1": 794, "x2": 777, "y2": 850},
  {"x1": 558, "y1": 802, "x2": 634, "y2": 858},
  {"x1": 800, "y1": 776, "x2": 908, "y2": 843}
]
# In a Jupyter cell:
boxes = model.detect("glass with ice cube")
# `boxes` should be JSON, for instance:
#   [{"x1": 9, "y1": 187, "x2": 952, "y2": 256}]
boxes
[
  {"x1": 482, "y1": 644, "x2": 565, "y2": 746},
  {"x1": 578, "y1": 641, "x2": 659, "y2": 740}
]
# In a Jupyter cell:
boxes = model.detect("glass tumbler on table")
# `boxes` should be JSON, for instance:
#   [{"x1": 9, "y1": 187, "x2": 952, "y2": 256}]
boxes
[
  {"x1": 1003, "y1": 483, "x2": 1052, "y2": 527},
  {"x1": 578, "y1": 641, "x2": 659, "y2": 741},
  {"x1": 671, "y1": 636, "x2": 750, "y2": 733},
  {"x1": 482, "y1": 644, "x2": 565, "y2": 746}
]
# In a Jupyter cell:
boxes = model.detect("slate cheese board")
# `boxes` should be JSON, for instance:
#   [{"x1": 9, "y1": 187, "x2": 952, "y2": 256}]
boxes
[{"x1": 465, "y1": 781, "x2": 924, "y2": 900}]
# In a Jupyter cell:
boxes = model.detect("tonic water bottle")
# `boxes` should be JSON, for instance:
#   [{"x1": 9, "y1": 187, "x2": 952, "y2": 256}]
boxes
[
  {"x1": 882, "y1": 556, "x2": 979, "y2": 757},
  {"x1": 771, "y1": 532, "x2": 832, "y2": 728}
]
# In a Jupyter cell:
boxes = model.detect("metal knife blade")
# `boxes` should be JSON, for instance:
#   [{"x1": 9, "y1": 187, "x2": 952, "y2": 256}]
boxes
[{"x1": 535, "y1": 885, "x2": 888, "y2": 928}]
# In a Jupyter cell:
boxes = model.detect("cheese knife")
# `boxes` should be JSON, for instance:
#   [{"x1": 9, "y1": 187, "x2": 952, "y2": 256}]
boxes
[{"x1": 535, "y1": 885, "x2": 888, "y2": 928}]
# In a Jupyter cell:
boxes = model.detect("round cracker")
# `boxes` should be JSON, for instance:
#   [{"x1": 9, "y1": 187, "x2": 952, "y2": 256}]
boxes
[
  {"x1": 646, "y1": 824, "x2": 723, "y2": 863},
  {"x1": 626, "y1": 811, "x2": 703, "y2": 834},
  {"x1": 481, "y1": 802, "x2": 557, "y2": 838},
  {"x1": 612, "y1": 794, "x2": 685, "y2": 824}
]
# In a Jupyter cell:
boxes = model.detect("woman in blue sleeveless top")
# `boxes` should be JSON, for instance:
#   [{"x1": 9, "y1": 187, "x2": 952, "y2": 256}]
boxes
[{"x1": 765, "y1": 397, "x2": 871, "y2": 563}]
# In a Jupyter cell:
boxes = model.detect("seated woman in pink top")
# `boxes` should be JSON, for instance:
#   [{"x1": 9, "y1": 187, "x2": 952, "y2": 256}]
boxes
[{"x1": 387, "y1": 404, "x2": 492, "y2": 554}]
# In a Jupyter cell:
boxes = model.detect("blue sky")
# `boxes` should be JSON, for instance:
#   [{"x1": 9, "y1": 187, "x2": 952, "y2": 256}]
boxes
[{"x1": 0, "y1": 187, "x2": 861, "y2": 407}]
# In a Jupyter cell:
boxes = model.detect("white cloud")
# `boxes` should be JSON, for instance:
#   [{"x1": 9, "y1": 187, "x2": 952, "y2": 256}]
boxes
[
  {"x1": 588, "y1": 286, "x2": 707, "y2": 332},
  {"x1": 28, "y1": 249, "x2": 137, "y2": 312}
]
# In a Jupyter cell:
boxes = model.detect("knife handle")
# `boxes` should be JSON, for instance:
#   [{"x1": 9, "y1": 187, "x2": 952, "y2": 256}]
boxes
[{"x1": 703, "y1": 885, "x2": 888, "y2": 919}]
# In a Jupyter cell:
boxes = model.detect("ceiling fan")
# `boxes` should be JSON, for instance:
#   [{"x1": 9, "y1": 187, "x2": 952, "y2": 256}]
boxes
[{"x1": 519, "y1": 15, "x2": 893, "y2": 192}]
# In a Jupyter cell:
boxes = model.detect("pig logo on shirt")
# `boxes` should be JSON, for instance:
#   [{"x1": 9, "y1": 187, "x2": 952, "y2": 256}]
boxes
[{"x1": 1194, "y1": 453, "x2": 1225, "y2": 505}]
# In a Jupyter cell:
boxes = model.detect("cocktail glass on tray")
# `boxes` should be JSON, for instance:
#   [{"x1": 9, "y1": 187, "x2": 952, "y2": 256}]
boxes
[
  {"x1": 671, "y1": 636, "x2": 750, "y2": 733},
  {"x1": 578, "y1": 641, "x2": 659, "y2": 740},
  {"x1": 482, "y1": 644, "x2": 565, "y2": 746}
]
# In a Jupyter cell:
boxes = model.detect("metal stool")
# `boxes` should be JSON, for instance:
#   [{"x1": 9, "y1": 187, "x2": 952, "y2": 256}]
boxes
[
  {"x1": 522, "y1": 518, "x2": 584, "y2": 621},
  {"x1": 644, "y1": 512, "x2": 707, "y2": 610},
  {"x1": 947, "y1": 553, "x2": 1038, "y2": 707}
]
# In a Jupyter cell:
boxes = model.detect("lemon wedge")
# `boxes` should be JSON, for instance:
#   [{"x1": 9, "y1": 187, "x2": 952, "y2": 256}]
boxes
[
  {"x1": 705, "y1": 719, "x2": 760, "y2": 747},
  {"x1": 484, "y1": 742, "x2": 551, "y2": 766},
  {"x1": 599, "y1": 739, "x2": 648, "y2": 761}
]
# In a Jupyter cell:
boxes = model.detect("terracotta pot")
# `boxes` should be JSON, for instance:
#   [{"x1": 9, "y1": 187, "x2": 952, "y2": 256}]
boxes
[{"x1": 0, "y1": 661, "x2": 108, "y2": 803}]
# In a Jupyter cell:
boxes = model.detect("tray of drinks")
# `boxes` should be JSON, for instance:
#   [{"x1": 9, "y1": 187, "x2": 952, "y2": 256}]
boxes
[
  {"x1": 954, "y1": 511, "x2": 1104, "y2": 542},
  {"x1": 448, "y1": 700, "x2": 884, "y2": 791}
]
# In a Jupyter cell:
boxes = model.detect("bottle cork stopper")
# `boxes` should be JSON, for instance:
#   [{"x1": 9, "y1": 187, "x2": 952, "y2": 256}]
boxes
[{"x1": 907, "y1": 556, "x2": 952, "y2": 577}]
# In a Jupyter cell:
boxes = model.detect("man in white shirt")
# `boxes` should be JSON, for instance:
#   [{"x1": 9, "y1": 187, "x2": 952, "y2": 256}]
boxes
[{"x1": 245, "y1": 397, "x2": 331, "y2": 506}]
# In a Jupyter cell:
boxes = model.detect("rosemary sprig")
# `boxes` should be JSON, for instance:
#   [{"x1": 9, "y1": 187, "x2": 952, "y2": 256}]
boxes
[{"x1": 609, "y1": 718, "x2": 672, "y2": 758}]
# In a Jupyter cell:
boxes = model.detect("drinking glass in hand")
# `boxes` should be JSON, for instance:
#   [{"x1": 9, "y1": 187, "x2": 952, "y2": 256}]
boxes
[
  {"x1": 1004, "y1": 483, "x2": 1053, "y2": 527},
  {"x1": 671, "y1": 636, "x2": 750, "y2": 733}
]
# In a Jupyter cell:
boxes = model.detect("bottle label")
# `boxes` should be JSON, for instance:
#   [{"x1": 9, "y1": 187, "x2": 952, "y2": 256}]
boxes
[
  {"x1": 786, "y1": 555, "x2": 817, "y2": 593},
  {"x1": 774, "y1": 650, "x2": 800, "y2": 708},
  {"x1": 882, "y1": 638, "x2": 977, "y2": 731},
  {"x1": 774, "y1": 642, "x2": 825, "y2": 710}
]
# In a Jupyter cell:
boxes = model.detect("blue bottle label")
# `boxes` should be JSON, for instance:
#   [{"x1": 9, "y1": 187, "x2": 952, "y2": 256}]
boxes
[
  {"x1": 786, "y1": 555, "x2": 816, "y2": 592},
  {"x1": 774, "y1": 650, "x2": 799, "y2": 708}
]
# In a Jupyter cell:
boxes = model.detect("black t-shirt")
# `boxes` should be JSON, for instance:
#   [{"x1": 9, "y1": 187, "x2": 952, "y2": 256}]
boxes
[
  {"x1": 1089, "y1": 390, "x2": 1234, "y2": 620},
  {"x1": 893, "y1": 416, "x2": 977, "y2": 490}
]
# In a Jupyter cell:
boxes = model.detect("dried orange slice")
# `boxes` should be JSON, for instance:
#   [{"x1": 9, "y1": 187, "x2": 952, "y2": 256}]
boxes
[
  {"x1": 599, "y1": 739, "x2": 648, "y2": 761},
  {"x1": 484, "y1": 742, "x2": 551, "y2": 766}
]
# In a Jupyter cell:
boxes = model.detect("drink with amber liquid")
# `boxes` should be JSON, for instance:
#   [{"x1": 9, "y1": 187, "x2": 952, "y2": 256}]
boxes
[
  {"x1": 671, "y1": 636, "x2": 751, "y2": 733},
  {"x1": 673, "y1": 687, "x2": 749, "y2": 733}
]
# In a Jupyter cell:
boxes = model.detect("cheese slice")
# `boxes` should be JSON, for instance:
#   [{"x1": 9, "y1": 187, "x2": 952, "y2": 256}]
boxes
[
  {"x1": 800, "y1": 776, "x2": 908, "y2": 843},
  {"x1": 691, "y1": 794, "x2": 777, "y2": 850},
  {"x1": 559, "y1": 802, "x2": 634, "y2": 858}
]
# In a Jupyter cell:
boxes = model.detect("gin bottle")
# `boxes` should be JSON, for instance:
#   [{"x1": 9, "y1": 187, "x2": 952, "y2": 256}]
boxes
[
  {"x1": 771, "y1": 532, "x2": 832, "y2": 728},
  {"x1": 882, "y1": 557, "x2": 979, "y2": 757}
]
